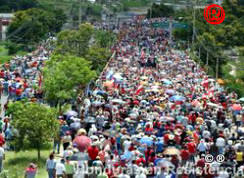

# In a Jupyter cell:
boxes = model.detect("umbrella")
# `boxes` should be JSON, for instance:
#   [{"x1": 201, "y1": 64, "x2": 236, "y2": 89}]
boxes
[
  {"x1": 239, "y1": 97, "x2": 244, "y2": 102},
  {"x1": 113, "y1": 73, "x2": 123, "y2": 81},
  {"x1": 140, "y1": 136, "x2": 153, "y2": 146},
  {"x1": 169, "y1": 95, "x2": 186, "y2": 102},
  {"x1": 160, "y1": 116, "x2": 175, "y2": 122},
  {"x1": 176, "y1": 74, "x2": 183, "y2": 78},
  {"x1": 163, "y1": 147, "x2": 180, "y2": 156},
  {"x1": 94, "y1": 90, "x2": 107, "y2": 95},
  {"x1": 156, "y1": 159, "x2": 174, "y2": 167},
  {"x1": 164, "y1": 61, "x2": 173, "y2": 64},
  {"x1": 208, "y1": 79, "x2": 215, "y2": 82},
  {"x1": 196, "y1": 117, "x2": 204, "y2": 125},
  {"x1": 122, "y1": 151, "x2": 133, "y2": 161},
  {"x1": 73, "y1": 135, "x2": 91, "y2": 152},
  {"x1": 217, "y1": 79, "x2": 225, "y2": 85},
  {"x1": 207, "y1": 102, "x2": 221, "y2": 108},
  {"x1": 140, "y1": 76, "x2": 148, "y2": 80},
  {"x1": 191, "y1": 100, "x2": 201, "y2": 107},
  {"x1": 103, "y1": 81, "x2": 113, "y2": 88},
  {"x1": 111, "y1": 99, "x2": 126, "y2": 104},
  {"x1": 106, "y1": 70, "x2": 114, "y2": 79},
  {"x1": 162, "y1": 79, "x2": 172, "y2": 85},
  {"x1": 165, "y1": 89, "x2": 175, "y2": 95},
  {"x1": 65, "y1": 110, "x2": 78, "y2": 117},
  {"x1": 232, "y1": 104, "x2": 242, "y2": 111},
  {"x1": 15, "y1": 77, "x2": 22, "y2": 82}
]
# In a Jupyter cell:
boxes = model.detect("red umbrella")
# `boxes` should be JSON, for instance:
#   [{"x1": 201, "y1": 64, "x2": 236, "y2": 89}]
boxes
[
  {"x1": 232, "y1": 104, "x2": 242, "y2": 111},
  {"x1": 15, "y1": 77, "x2": 22, "y2": 82},
  {"x1": 73, "y1": 135, "x2": 91, "y2": 152},
  {"x1": 192, "y1": 100, "x2": 200, "y2": 107}
]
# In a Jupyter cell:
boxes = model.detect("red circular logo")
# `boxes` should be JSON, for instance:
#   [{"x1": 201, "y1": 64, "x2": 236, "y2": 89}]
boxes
[{"x1": 204, "y1": 4, "x2": 225, "y2": 25}]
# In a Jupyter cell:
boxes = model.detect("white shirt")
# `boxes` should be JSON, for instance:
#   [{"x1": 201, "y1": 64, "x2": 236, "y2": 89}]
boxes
[
  {"x1": 123, "y1": 140, "x2": 131, "y2": 151},
  {"x1": 118, "y1": 174, "x2": 130, "y2": 178},
  {"x1": 216, "y1": 137, "x2": 225, "y2": 147},
  {"x1": 56, "y1": 163, "x2": 66, "y2": 175},
  {"x1": 217, "y1": 170, "x2": 229, "y2": 178},
  {"x1": 0, "y1": 147, "x2": 4, "y2": 157},
  {"x1": 46, "y1": 159, "x2": 56, "y2": 169}
]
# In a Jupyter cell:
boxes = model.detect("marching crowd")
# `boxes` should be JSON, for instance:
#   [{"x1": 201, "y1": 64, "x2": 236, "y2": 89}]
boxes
[
  {"x1": 0, "y1": 17, "x2": 244, "y2": 178},
  {"x1": 45, "y1": 18, "x2": 244, "y2": 178}
]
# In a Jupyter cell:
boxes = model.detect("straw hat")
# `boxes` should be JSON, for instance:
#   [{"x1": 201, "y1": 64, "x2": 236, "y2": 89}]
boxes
[{"x1": 77, "y1": 129, "x2": 87, "y2": 136}]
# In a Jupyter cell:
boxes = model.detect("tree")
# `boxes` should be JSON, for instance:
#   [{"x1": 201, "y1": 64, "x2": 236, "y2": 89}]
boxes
[
  {"x1": 86, "y1": 46, "x2": 112, "y2": 73},
  {"x1": 7, "y1": 101, "x2": 59, "y2": 160},
  {"x1": 94, "y1": 30, "x2": 116, "y2": 48},
  {"x1": 7, "y1": 8, "x2": 66, "y2": 53},
  {"x1": 55, "y1": 23, "x2": 94, "y2": 57},
  {"x1": 0, "y1": 0, "x2": 39, "y2": 13},
  {"x1": 173, "y1": 28, "x2": 190, "y2": 41},
  {"x1": 147, "y1": 3, "x2": 174, "y2": 18},
  {"x1": 43, "y1": 54, "x2": 96, "y2": 112}
]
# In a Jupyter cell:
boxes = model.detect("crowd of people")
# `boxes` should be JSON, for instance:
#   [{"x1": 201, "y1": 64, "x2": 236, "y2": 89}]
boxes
[
  {"x1": 0, "y1": 46, "x2": 50, "y2": 176},
  {"x1": 44, "y1": 18, "x2": 244, "y2": 178},
  {"x1": 0, "y1": 17, "x2": 244, "y2": 178}
]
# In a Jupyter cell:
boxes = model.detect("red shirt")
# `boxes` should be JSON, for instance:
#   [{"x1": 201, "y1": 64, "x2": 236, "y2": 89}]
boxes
[
  {"x1": 164, "y1": 134, "x2": 169, "y2": 144},
  {"x1": 196, "y1": 158, "x2": 205, "y2": 168},
  {"x1": 16, "y1": 88, "x2": 23, "y2": 96},
  {"x1": 187, "y1": 142, "x2": 196, "y2": 154},
  {"x1": 87, "y1": 146, "x2": 99, "y2": 160},
  {"x1": 180, "y1": 150, "x2": 190, "y2": 160},
  {"x1": 0, "y1": 71, "x2": 4, "y2": 78},
  {"x1": 136, "y1": 157, "x2": 146, "y2": 165},
  {"x1": 0, "y1": 134, "x2": 5, "y2": 146}
]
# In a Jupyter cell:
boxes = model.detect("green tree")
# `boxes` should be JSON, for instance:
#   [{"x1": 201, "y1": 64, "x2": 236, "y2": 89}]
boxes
[
  {"x1": 0, "y1": 0, "x2": 39, "y2": 12},
  {"x1": 173, "y1": 28, "x2": 191, "y2": 41},
  {"x1": 7, "y1": 101, "x2": 59, "y2": 160},
  {"x1": 55, "y1": 23, "x2": 94, "y2": 57},
  {"x1": 86, "y1": 46, "x2": 112, "y2": 73},
  {"x1": 7, "y1": 8, "x2": 66, "y2": 53},
  {"x1": 43, "y1": 54, "x2": 96, "y2": 112},
  {"x1": 147, "y1": 3, "x2": 174, "y2": 18},
  {"x1": 94, "y1": 30, "x2": 116, "y2": 48}
]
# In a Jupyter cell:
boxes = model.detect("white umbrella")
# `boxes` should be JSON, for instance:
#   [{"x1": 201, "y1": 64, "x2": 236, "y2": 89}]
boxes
[
  {"x1": 207, "y1": 103, "x2": 223, "y2": 108},
  {"x1": 111, "y1": 99, "x2": 126, "y2": 104},
  {"x1": 65, "y1": 110, "x2": 78, "y2": 117}
]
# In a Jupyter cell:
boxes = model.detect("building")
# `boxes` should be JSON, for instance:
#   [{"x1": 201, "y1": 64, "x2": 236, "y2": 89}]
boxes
[
  {"x1": 213, "y1": 0, "x2": 223, "y2": 5},
  {"x1": 0, "y1": 13, "x2": 14, "y2": 40}
]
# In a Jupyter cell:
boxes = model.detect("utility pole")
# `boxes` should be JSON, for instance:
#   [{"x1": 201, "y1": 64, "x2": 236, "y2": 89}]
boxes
[
  {"x1": 150, "y1": 5, "x2": 152, "y2": 19},
  {"x1": 216, "y1": 57, "x2": 219, "y2": 79},
  {"x1": 192, "y1": 0, "x2": 196, "y2": 43},
  {"x1": 0, "y1": 18, "x2": 2, "y2": 41},
  {"x1": 79, "y1": 0, "x2": 82, "y2": 26},
  {"x1": 206, "y1": 51, "x2": 209, "y2": 72},
  {"x1": 54, "y1": 0, "x2": 57, "y2": 10},
  {"x1": 169, "y1": 17, "x2": 173, "y2": 46},
  {"x1": 198, "y1": 46, "x2": 201, "y2": 58}
]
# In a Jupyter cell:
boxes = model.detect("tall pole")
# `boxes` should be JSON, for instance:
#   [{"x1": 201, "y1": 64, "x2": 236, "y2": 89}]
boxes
[
  {"x1": 0, "y1": 18, "x2": 2, "y2": 41},
  {"x1": 79, "y1": 0, "x2": 82, "y2": 26},
  {"x1": 192, "y1": 0, "x2": 196, "y2": 43},
  {"x1": 206, "y1": 51, "x2": 209, "y2": 72},
  {"x1": 150, "y1": 4, "x2": 152, "y2": 19},
  {"x1": 216, "y1": 57, "x2": 219, "y2": 79},
  {"x1": 169, "y1": 17, "x2": 173, "y2": 46},
  {"x1": 198, "y1": 46, "x2": 201, "y2": 58}
]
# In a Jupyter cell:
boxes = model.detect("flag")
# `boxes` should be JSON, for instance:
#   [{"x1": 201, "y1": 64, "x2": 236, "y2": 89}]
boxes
[{"x1": 135, "y1": 85, "x2": 144, "y2": 95}]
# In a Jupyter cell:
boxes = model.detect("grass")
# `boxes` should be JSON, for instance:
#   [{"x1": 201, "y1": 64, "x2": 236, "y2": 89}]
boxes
[
  {"x1": 121, "y1": 0, "x2": 150, "y2": 8},
  {"x1": 0, "y1": 45, "x2": 12, "y2": 65},
  {"x1": 3, "y1": 149, "x2": 53, "y2": 178},
  {"x1": 0, "y1": 45, "x2": 28, "y2": 65}
]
